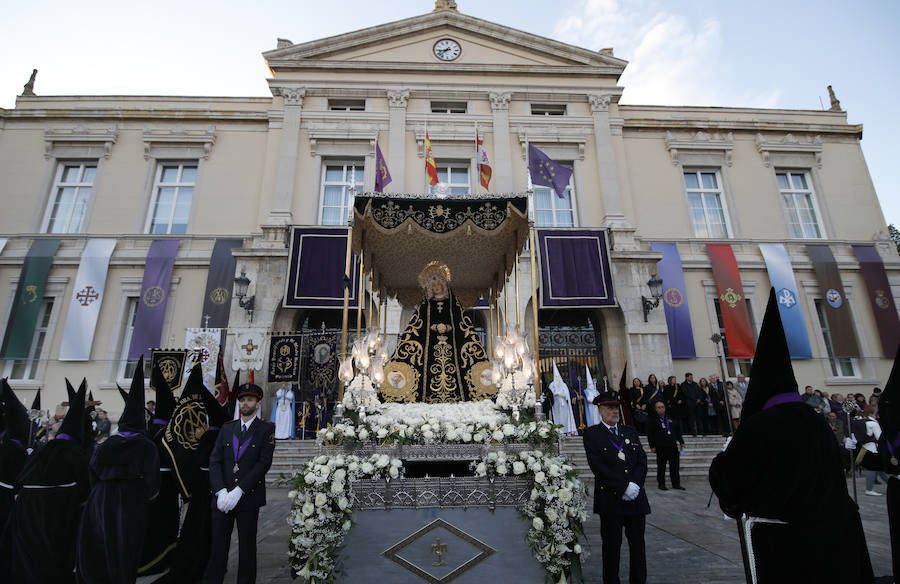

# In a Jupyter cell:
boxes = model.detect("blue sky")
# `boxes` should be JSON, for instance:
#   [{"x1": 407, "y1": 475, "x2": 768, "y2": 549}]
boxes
[{"x1": 2, "y1": 0, "x2": 897, "y2": 226}]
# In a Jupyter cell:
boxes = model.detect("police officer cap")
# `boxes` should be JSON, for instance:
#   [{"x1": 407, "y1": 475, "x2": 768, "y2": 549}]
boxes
[
  {"x1": 236, "y1": 383, "x2": 263, "y2": 401},
  {"x1": 593, "y1": 391, "x2": 619, "y2": 408}
]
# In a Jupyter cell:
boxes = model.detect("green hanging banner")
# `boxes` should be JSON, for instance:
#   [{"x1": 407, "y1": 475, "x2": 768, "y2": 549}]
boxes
[{"x1": 1, "y1": 238, "x2": 61, "y2": 359}]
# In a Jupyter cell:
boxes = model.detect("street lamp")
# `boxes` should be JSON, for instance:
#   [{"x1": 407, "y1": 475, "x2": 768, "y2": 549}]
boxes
[
  {"x1": 641, "y1": 274, "x2": 664, "y2": 322},
  {"x1": 233, "y1": 270, "x2": 255, "y2": 322}
]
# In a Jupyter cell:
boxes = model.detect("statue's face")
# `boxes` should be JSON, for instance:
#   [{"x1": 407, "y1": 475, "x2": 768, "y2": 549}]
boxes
[{"x1": 430, "y1": 278, "x2": 447, "y2": 299}]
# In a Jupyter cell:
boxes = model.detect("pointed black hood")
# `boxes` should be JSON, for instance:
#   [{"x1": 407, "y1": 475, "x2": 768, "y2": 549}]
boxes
[
  {"x1": 57, "y1": 378, "x2": 87, "y2": 442},
  {"x1": 740, "y1": 287, "x2": 799, "y2": 420},
  {"x1": 179, "y1": 363, "x2": 206, "y2": 402},
  {"x1": 1, "y1": 378, "x2": 30, "y2": 443},
  {"x1": 30, "y1": 388, "x2": 41, "y2": 411},
  {"x1": 149, "y1": 361, "x2": 176, "y2": 425},
  {"x1": 877, "y1": 344, "x2": 900, "y2": 454},
  {"x1": 199, "y1": 374, "x2": 230, "y2": 428},
  {"x1": 118, "y1": 355, "x2": 148, "y2": 434},
  {"x1": 117, "y1": 383, "x2": 129, "y2": 404}
]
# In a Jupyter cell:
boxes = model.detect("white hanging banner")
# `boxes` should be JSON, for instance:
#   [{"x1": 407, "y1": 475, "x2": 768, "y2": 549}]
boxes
[
  {"x1": 231, "y1": 328, "x2": 268, "y2": 371},
  {"x1": 184, "y1": 327, "x2": 222, "y2": 390},
  {"x1": 59, "y1": 239, "x2": 117, "y2": 361},
  {"x1": 0, "y1": 238, "x2": 8, "y2": 256}
]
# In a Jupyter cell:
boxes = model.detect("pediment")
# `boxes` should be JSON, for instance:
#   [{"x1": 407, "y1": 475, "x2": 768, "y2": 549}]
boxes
[{"x1": 264, "y1": 10, "x2": 626, "y2": 75}]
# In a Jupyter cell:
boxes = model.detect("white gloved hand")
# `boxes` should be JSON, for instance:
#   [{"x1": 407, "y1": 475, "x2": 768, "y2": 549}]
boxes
[
  {"x1": 621, "y1": 481, "x2": 640, "y2": 501},
  {"x1": 215, "y1": 489, "x2": 228, "y2": 512},
  {"x1": 222, "y1": 487, "x2": 244, "y2": 513},
  {"x1": 844, "y1": 436, "x2": 858, "y2": 450}
]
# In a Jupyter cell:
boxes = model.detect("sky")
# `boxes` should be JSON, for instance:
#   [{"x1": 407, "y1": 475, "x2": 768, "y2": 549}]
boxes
[{"x1": 1, "y1": 0, "x2": 897, "y2": 226}]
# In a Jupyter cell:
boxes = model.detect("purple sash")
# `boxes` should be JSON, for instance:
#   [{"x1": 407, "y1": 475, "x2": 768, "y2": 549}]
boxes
[
  {"x1": 233, "y1": 427, "x2": 252, "y2": 463},
  {"x1": 118, "y1": 431, "x2": 142, "y2": 438},
  {"x1": 763, "y1": 392, "x2": 803, "y2": 411},
  {"x1": 55, "y1": 433, "x2": 74, "y2": 441}
]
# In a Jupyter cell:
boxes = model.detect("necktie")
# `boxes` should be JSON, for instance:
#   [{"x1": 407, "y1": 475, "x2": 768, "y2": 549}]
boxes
[{"x1": 612, "y1": 426, "x2": 618, "y2": 438}]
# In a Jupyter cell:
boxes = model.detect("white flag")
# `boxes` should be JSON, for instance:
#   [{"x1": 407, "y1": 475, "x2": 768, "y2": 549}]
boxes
[
  {"x1": 0, "y1": 238, "x2": 8, "y2": 256},
  {"x1": 59, "y1": 239, "x2": 116, "y2": 361},
  {"x1": 231, "y1": 328, "x2": 267, "y2": 371},
  {"x1": 184, "y1": 328, "x2": 222, "y2": 390}
]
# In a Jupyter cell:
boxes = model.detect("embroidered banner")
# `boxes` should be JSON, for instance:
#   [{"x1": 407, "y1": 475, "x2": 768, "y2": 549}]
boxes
[
  {"x1": 806, "y1": 245, "x2": 860, "y2": 358},
  {"x1": 285, "y1": 227, "x2": 360, "y2": 309},
  {"x1": 231, "y1": 328, "x2": 268, "y2": 371},
  {"x1": 268, "y1": 333, "x2": 303, "y2": 383},
  {"x1": 150, "y1": 349, "x2": 188, "y2": 394},
  {"x1": 184, "y1": 328, "x2": 222, "y2": 390},
  {"x1": 537, "y1": 229, "x2": 616, "y2": 308},
  {"x1": 759, "y1": 243, "x2": 812, "y2": 359},
  {"x1": 306, "y1": 331, "x2": 337, "y2": 391},
  {"x1": 128, "y1": 240, "x2": 180, "y2": 360},
  {"x1": 706, "y1": 244, "x2": 754, "y2": 359},
  {"x1": 1, "y1": 238, "x2": 61, "y2": 359},
  {"x1": 200, "y1": 239, "x2": 242, "y2": 328},
  {"x1": 59, "y1": 239, "x2": 117, "y2": 361},
  {"x1": 650, "y1": 242, "x2": 696, "y2": 358},
  {"x1": 853, "y1": 245, "x2": 900, "y2": 358}
]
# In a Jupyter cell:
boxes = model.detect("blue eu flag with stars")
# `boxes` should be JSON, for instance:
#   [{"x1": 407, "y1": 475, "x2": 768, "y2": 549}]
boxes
[{"x1": 528, "y1": 143, "x2": 573, "y2": 199}]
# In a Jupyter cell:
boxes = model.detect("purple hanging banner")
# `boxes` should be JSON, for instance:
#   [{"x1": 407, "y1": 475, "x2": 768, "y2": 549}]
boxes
[
  {"x1": 650, "y1": 242, "x2": 696, "y2": 358},
  {"x1": 537, "y1": 229, "x2": 616, "y2": 308},
  {"x1": 128, "y1": 240, "x2": 180, "y2": 360},
  {"x1": 284, "y1": 227, "x2": 360, "y2": 309},
  {"x1": 853, "y1": 245, "x2": 900, "y2": 358}
]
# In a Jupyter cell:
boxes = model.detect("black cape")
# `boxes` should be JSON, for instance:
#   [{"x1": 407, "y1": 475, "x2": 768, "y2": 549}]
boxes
[
  {"x1": 0, "y1": 437, "x2": 27, "y2": 531},
  {"x1": 76, "y1": 433, "x2": 160, "y2": 584},
  {"x1": 137, "y1": 433, "x2": 180, "y2": 574},
  {"x1": 0, "y1": 439, "x2": 90, "y2": 584},
  {"x1": 709, "y1": 402, "x2": 873, "y2": 583}
]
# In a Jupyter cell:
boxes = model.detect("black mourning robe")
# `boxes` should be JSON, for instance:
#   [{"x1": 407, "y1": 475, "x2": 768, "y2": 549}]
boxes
[
  {"x1": 709, "y1": 402, "x2": 873, "y2": 583},
  {"x1": 0, "y1": 438, "x2": 27, "y2": 530},
  {"x1": 382, "y1": 290, "x2": 493, "y2": 403},
  {"x1": 76, "y1": 434, "x2": 160, "y2": 584},
  {"x1": 0, "y1": 439, "x2": 90, "y2": 584},
  {"x1": 137, "y1": 426, "x2": 180, "y2": 575}
]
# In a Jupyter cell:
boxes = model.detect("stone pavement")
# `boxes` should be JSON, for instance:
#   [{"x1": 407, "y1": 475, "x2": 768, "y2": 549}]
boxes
[{"x1": 175, "y1": 476, "x2": 893, "y2": 583}]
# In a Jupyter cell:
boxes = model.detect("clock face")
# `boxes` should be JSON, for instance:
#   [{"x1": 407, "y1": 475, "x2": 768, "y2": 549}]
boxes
[{"x1": 433, "y1": 38, "x2": 461, "y2": 61}]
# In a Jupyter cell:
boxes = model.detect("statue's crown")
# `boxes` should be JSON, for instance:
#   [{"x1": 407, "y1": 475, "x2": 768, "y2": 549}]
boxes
[{"x1": 417, "y1": 261, "x2": 452, "y2": 289}]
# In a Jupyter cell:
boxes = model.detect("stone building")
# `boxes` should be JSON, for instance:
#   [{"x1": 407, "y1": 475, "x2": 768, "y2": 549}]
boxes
[{"x1": 0, "y1": 3, "x2": 897, "y2": 414}]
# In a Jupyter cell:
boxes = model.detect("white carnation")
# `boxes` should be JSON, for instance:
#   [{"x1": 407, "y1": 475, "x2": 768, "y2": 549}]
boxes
[{"x1": 532, "y1": 517, "x2": 544, "y2": 530}]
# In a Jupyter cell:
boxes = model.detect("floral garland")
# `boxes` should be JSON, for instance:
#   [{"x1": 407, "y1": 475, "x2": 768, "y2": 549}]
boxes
[
  {"x1": 472, "y1": 450, "x2": 589, "y2": 580},
  {"x1": 283, "y1": 453, "x2": 404, "y2": 582}
]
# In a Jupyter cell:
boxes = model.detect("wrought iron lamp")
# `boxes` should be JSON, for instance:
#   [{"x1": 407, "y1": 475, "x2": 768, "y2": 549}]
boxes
[
  {"x1": 641, "y1": 274, "x2": 664, "y2": 322},
  {"x1": 233, "y1": 270, "x2": 255, "y2": 322}
]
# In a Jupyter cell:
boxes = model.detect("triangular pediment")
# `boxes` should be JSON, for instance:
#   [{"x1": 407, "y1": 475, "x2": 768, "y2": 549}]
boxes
[{"x1": 264, "y1": 10, "x2": 626, "y2": 75}]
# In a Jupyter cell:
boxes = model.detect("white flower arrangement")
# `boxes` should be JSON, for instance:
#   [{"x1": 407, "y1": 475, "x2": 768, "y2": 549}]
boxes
[
  {"x1": 472, "y1": 449, "x2": 590, "y2": 579},
  {"x1": 341, "y1": 374, "x2": 382, "y2": 411},
  {"x1": 284, "y1": 452, "x2": 404, "y2": 582},
  {"x1": 494, "y1": 371, "x2": 538, "y2": 409}
]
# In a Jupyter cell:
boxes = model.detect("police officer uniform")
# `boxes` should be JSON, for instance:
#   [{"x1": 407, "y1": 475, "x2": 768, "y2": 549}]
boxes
[
  {"x1": 583, "y1": 391, "x2": 650, "y2": 584},
  {"x1": 202, "y1": 383, "x2": 275, "y2": 584}
]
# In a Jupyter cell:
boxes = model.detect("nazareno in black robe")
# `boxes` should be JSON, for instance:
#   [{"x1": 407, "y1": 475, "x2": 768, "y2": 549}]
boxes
[
  {"x1": 709, "y1": 402, "x2": 873, "y2": 583},
  {"x1": 0, "y1": 437, "x2": 26, "y2": 530},
  {"x1": 75, "y1": 433, "x2": 160, "y2": 584},
  {"x1": 0, "y1": 438, "x2": 91, "y2": 584}
]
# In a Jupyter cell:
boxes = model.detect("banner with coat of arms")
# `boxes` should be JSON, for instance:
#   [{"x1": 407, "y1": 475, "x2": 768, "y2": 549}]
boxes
[
  {"x1": 151, "y1": 349, "x2": 188, "y2": 393},
  {"x1": 184, "y1": 328, "x2": 222, "y2": 390},
  {"x1": 200, "y1": 239, "x2": 242, "y2": 328},
  {"x1": 231, "y1": 328, "x2": 268, "y2": 371},
  {"x1": 128, "y1": 240, "x2": 180, "y2": 360},
  {"x1": 268, "y1": 333, "x2": 302, "y2": 383},
  {"x1": 853, "y1": 245, "x2": 900, "y2": 358},
  {"x1": 759, "y1": 243, "x2": 812, "y2": 359},
  {"x1": 650, "y1": 242, "x2": 696, "y2": 359},
  {"x1": 306, "y1": 331, "x2": 337, "y2": 391},
  {"x1": 59, "y1": 239, "x2": 117, "y2": 361}
]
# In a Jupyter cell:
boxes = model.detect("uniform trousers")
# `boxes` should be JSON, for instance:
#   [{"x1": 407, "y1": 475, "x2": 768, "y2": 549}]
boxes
[
  {"x1": 888, "y1": 477, "x2": 900, "y2": 581},
  {"x1": 202, "y1": 507, "x2": 259, "y2": 584},
  {"x1": 599, "y1": 514, "x2": 646, "y2": 584},
  {"x1": 656, "y1": 448, "x2": 681, "y2": 488}
]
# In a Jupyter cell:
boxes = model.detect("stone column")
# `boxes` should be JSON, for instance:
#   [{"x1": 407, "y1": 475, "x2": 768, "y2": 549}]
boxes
[
  {"x1": 267, "y1": 87, "x2": 306, "y2": 225},
  {"x1": 387, "y1": 89, "x2": 409, "y2": 192},
  {"x1": 589, "y1": 94, "x2": 629, "y2": 228},
  {"x1": 489, "y1": 92, "x2": 513, "y2": 192}
]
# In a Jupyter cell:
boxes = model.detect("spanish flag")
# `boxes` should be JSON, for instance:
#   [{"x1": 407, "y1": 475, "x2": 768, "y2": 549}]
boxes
[
  {"x1": 425, "y1": 130, "x2": 439, "y2": 187},
  {"x1": 476, "y1": 129, "x2": 492, "y2": 190}
]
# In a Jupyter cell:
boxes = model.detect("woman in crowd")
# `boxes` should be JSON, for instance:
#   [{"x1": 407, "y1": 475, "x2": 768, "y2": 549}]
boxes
[
  {"x1": 698, "y1": 377, "x2": 715, "y2": 435},
  {"x1": 630, "y1": 377, "x2": 648, "y2": 434},
  {"x1": 725, "y1": 381, "x2": 742, "y2": 430},
  {"x1": 645, "y1": 374, "x2": 664, "y2": 409},
  {"x1": 663, "y1": 376, "x2": 686, "y2": 430}
]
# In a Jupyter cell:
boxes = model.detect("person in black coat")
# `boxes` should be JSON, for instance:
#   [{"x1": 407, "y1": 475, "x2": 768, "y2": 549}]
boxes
[
  {"x1": 646, "y1": 401, "x2": 685, "y2": 491},
  {"x1": 680, "y1": 373, "x2": 703, "y2": 436},
  {"x1": 202, "y1": 382, "x2": 275, "y2": 584},
  {"x1": 583, "y1": 390, "x2": 650, "y2": 584},
  {"x1": 0, "y1": 379, "x2": 29, "y2": 530}
]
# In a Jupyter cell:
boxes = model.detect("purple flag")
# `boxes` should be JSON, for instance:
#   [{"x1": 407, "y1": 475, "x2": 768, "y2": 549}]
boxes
[
  {"x1": 128, "y1": 240, "x2": 180, "y2": 360},
  {"x1": 650, "y1": 242, "x2": 696, "y2": 358},
  {"x1": 374, "y1": 142, "x2": 391, "y2": 192},
  {"x1": 853, "y1": 245, "x2": 900, "y2": 358},
  {"x1": 528, "y1": 144, "x2": 572, "y2": 199}
]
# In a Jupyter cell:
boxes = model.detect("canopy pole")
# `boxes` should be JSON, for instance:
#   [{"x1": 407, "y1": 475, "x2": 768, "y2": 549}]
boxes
[
  {"x1": 488, "y1": 287, "x2": 494, "y2": 357},
  {"x1": 368, "y1": 264, "x2": 374, "y2": 330},
  {"x1": 502, "y1": 274, "x2": 509, "y2": 338},
  {"x1": 529, "y1": 216, "x2": 541, "y2": 401},
  {"x1": 340, "y1": 227, "x2": 354, "y2": 360},
  {"x1": 514, "y1": 249, "x2": 521, "y2": 330},
  {"x1": 381, "y1": 293, "x2": 387, "y2": 334},
  {"x1": 356, "y1": 252, "x2": 365, "y2": 339}
]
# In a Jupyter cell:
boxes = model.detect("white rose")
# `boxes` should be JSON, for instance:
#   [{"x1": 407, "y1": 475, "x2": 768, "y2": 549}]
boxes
[
  {"x1": 538, "y1": 427, "x2": 549, "y2": 438},
  {"x1": 361, "y1": 462, "x2": 374, "y2": 474},
  {"x1": 288, "y1": 490, "x2": 298, "y2": 500},
  {"x1": 534, "y1": 471, "x2": 546, "y2": 484},
  {"x1": 496, "y1": 463, "x2": 508, "y2": 475},
  {"x1": 302, "y1": 502, "x2": 315, "y2": 517},
  {"x1": 304, "y1": 518, "x2": 316, "y2": 530},
  {"x1": 315, "y1": 455, "x2": 328, "y2": 464},
  {"x1": 473, "y1": 432, "x2": 484, "y2": 443},
  {"x1": 390, "y1": 458, "x2": 402, "y2": 467},
  {"x1": 530, "y1": 488, "x2": 539, "y2": 501},
  {"x1": 314, "y1": 493, "x2": 327, "y2": 507},
  {"x1": 389, "y1": 466, "x2": 399, "y2": 479},
  {"x1": 330, "y1": 481, "x2": 343, "y2": 495},
  {"x1": 343, "y1": 426, "x2": 356, "y2": 437},
  {"x1": 376, "y1": 427, "x2": 389, "y2": 439},
  {"x1": 462, "y1": 432, "x2": 472, "y2": 443},
  {"x1": 513, "y1": 461, "x2": 526, "y2": 475},
  {"x1": 532, "y1": 517, "x2": 544, "y2": 530},
  {"x1": 492, "y1": 430, "x2": 505, "y2": 442},
  {"x1": 502, "y1": 423, "x2": 515, "y2": 436},
  {"x1": 475, "y1": 462, "x2": 487, "y2": 475},
  {"x1": 304, "y1": 472, "x2": 317, "y2": 485},
  {"x1": 343, "y1": 520, "x2": 352, "y2": 532},
  {"x1": 446, "y1": 429, "x2": 459, "y2": 441},
  {"x1": 325, "y1": 430, "x2": 335, "y2": 440},
  {"x1": 487, "y1": 452, "x2": 498, "y2": 461},
  {"x1": 546, "y1": 508, "x2": 558, "y2": 523},
  {"x1": 423, "y1": 430, "x2": 434, "y2": 440},
  {"x1": 574, "y1": 544, "x2": 582, "y2": 554},
  {"x1": 337, "y1": 496, "x2": 349, "y2": 510},
  {"x1": 334, "y1": 469, "x2": 346, "y2": 481},
  {"x1": 548, "y1": 464, "x2": 561, "y2": 477},
  {"x1": 377, "y1": 454, "x2": 390, "y2": 468},
  {"x1": 558, "y1": 488, "x2": 572, "y2": 503},
  {"x1": 358, "y1": 428, "x2": 369, "y2": 441},
  {"x1": 348, "y1": 461, "x2": 359, "y2": 473}
]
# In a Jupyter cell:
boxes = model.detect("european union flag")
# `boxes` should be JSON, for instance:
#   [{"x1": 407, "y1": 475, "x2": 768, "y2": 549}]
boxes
[{"x1": 528, "y1": 143, "x2": 572, "y2": 199}]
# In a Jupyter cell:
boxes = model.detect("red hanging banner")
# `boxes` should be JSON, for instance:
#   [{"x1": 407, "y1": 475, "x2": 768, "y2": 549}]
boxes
[{"x1": 707, "y1": 244, "x2": 755, "y2": 358}]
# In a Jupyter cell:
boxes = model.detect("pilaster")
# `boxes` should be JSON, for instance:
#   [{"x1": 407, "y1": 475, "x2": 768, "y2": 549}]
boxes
[
  {"x1": 387, "y1": 89, "x2": 409, "y2": 192},
  {"x1": 489, "y1": 92, "x2": 513, "y2": 192},
  {"x1": 589, "y1": 94, "x2": 629, "y2": 228},
  {"x1": 267, "y1": 86, "x2": 306, "y2": 225}
]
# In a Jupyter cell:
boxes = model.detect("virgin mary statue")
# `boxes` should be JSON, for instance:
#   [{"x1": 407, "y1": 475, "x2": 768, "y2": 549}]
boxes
[{"x1": 381, "y1": 261, "x2": 496, "y2": 403}]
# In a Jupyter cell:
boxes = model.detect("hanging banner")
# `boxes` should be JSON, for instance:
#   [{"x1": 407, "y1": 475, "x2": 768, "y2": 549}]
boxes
[
  {"x1": 268, "y1": 333, "x2": 303, "y2": 383},
  {"x1": 184, "y1": 328, "x2": 222, "y2": 390},
  {"x1": 806, "y1": 245, "x2": 860, "y2": 358},
  {"x1": 537, "y1": 229, "x2": 616, "y2": 308},
  {"x1": 306, "y1": 331, "x2": 338, "y2": 391},
  {"x1": 706, "y1": 244, "x2": 755, "y2": 359},
  {"x1": 59, "y1": 239, "x2": 117, "y2": 361},
  {"x1": 1, "y1": 238, "x2": 61, "y2": 359},
  {"x1": 759, "y1": 243, "x2": 812, "y2": 359},
  {"x1": 231, "y1": 328, "x2": 268, "y2": 371},
  {"x1": 650, "y1": 242, "x2": 696, "y2": 359},
  {"x1": 285, "y1": 227, "x2": 360, "y2": 309},
  {"x1": 853, "y1": 245, "x2": 900, "y2": 358},
  {"x1": 0, "y1": 238, "x2": 8, "y2": 256},
  {"x1": 150, "y1": 349, "x2": 188, "y2": 394},
  {"x1": 200, "y1": 239, "x2": 242, "y2": 328},
  {"x1": 128, "y1": 240, "x2": 180, "y2": 360}
]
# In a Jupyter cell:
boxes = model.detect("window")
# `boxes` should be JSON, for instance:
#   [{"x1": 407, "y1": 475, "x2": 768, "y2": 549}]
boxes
[
  {"x1": 684, "y1": 170, "x2": 730, "y2": 238},
  {"x1": 533, "y1": 163, "x2": 576, "y2": 227},
  {"x1": 320, "y1": 161, "x2": 364, "y2": 225},
  {"x1": 328, "y1": 99, "x2": 365, "y2": 111},
  {"x1": 147, "y1": 162, "x2": 197, "y2": 234},
  {"x1": 815, "y1": 299, "x2": 858, "y2": 377},
  {"x1": 3, "y1": 298, "x2": 54, "y2": 380},
  {"x1": 777, "y1": 171, "x2": 822, "y2": 238},
  {"x1": 531, "y1": 104, "x2": 566, "y2": 116},
  {"x1": 118, "y1": 298, "x2": 150, "y2": 380},
  {"x1": 44, "y1": 163, "x2": 96, "y2": 233},
  {"x1": 431, "y1": 101, "x2": 467, "y2": 114},
  {"x1": 429, "y1": 161, "x2": 470, "y2": 195},
  {"x1": 714, "y1": 298, "x2": 754, "y2": 378}
]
